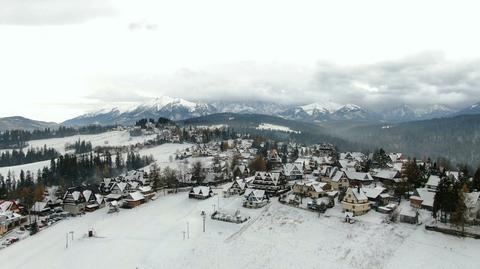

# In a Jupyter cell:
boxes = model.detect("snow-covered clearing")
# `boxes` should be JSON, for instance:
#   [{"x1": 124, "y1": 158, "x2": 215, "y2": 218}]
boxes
[
  {"x1": 0, "y1": 160, "x2": 50, "y2": 178},
  {"x1": 0, "y1": 139, "x2": 188, "y2": 180},
  {"x1": 0, "y1": 190, "x2": 478, "y2": 269},
  {"x1": 1, "y1": 130, "x2": 158, "y2": 155},
  {"x1": 256, "y1": 123, "x2": 301, "y2": 134}
]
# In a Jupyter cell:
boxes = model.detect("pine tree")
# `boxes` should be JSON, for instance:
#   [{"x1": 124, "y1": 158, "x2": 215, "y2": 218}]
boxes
[{"x1": 450, "y1": 183, "x2": 468, "y2": 235}]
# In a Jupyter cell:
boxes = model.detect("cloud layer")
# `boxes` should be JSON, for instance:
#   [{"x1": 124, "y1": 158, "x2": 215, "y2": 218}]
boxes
[{"x1": 85, "y1": 53, "x2": 480, "y2": 111}]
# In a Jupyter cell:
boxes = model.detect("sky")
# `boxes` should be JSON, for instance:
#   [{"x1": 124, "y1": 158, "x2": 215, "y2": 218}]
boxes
[{"x1": 0, "y1": 0, "x2": 480, "y2": 122}]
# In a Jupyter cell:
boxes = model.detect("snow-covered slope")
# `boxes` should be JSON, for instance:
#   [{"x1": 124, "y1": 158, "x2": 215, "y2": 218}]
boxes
[
  {"x1": 0, "y1": 192, "x2": 478, "y2": 269},
  {"x1": 454, "y1": 101, "x2": 480, "y2": 117}
]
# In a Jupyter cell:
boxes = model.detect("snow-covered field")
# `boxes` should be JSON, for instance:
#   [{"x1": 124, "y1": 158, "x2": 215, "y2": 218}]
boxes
[
  {"x1": 1, "y1": 190, "x2": 478, "y2": 269},
  {"x1": 22, "y1": 130, "x2": 158, "y2": 155},
  {"x1": 256, "y1": 123, "x2": 301, "y2": 134},
  {"x1": 0, "y1": 131, "x2": 166, "y2": 179}
]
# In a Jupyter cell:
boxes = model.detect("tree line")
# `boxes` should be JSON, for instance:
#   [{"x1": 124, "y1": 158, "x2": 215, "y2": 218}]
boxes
[
  {"x1": 0, "y1": 145, "x2": 59, "y2": 167},
  {"x1": 65, "y1": 140, "x2": 93, "y2": 154}
]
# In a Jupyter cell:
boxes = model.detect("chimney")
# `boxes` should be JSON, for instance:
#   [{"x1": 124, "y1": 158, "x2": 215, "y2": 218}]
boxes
[{"x1": 357, "y1": 186, "x2": 360, "y2": 194}]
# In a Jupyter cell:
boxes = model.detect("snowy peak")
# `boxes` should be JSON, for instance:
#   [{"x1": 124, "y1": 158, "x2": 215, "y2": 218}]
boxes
[
  {"x1": 294, "y1": 102, "x2": 377, "y2": 122},
  {"x1": 300, "y1": 101, "x2": 343, "y2": 115},
  {"x1": 63, "y1": 96, "x2": 216, "y2": 126},
  {"x1": 139, "y1": 96, "x2": 198, "y2": 112}
]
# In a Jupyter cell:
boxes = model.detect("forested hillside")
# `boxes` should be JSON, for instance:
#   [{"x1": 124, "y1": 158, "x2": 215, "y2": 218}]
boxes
[{"x1": 339, "y1": 115, "x2": 480, "y2": 166}]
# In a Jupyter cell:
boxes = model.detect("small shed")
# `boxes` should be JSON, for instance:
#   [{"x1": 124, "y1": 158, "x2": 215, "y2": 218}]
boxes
[
  {"x1": 399, "y1": 207, "x2": 419, "y2": 224},
  {"x1": 125, "y1": 191, "x2": 145, "y2": 208}
]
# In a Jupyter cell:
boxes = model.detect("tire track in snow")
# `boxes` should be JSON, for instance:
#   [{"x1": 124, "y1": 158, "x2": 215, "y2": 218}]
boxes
[{"x1": 224, "y1": 203, "x2": 272, "y2": 243}]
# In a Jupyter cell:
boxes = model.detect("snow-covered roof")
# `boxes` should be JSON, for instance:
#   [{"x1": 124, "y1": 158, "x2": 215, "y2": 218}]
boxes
[
  {"x1": 331, "y1": 171, "x2": 346, "y2": 182},
  {"x1": 426, "y1": 175, "x2": 441, "y2": 188},
  {"x1": 127, "y1": 191, "x2": 145, "y2": 201},
  {"x1": 191, "y1": 186, "x2": 212, "y2": 197},
  {"x1": 83, "y1": 190, "x2": 93, "y2": 202},
  {"x1": 363, "y1": 186, "x2": 386, "y2": 199},
  {"x1": 95, "y1": 194, "x2": 104, "y2": 205},
  {"x1": 0, "y1": 201, "x2": 14, "y2": 212},
  {"x1": 244, "y1": 188, "x2": 265, "y2": 199},
  {"x1": 345, "y1": 171, "x2": 373, "y2": 182},
  {"x1": 347, "y1": 187, "x2": 368, "y2": 201},
  {"x1": 139, "y1": 186, "x2": 152, "y2": 193},
  {"x1": 72, "y1": 191, "x2": 81, "y2": 201},
  {"x1": 416, "y1": 188, "x2": 435, "y2": 208},
  {"x1": 106, "y1": 193, "x2": 122, "y2": 200},
  {"x1": 373, "y1": 169, "x2": 400, "y2": 180},
  {"x1": 284, "y1": 163, "x2": 304, "y2": 176},
  {"x1": 31, "y1": 201, "x2": 48, "y2": 211}
]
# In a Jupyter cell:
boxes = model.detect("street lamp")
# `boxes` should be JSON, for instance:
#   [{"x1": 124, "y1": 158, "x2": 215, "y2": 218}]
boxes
[{"x1": 201, "y1": 210, "x2": 206, "y2": 233}]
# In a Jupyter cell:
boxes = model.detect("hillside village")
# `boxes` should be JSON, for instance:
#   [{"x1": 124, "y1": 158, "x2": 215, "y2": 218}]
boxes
[{"x1": 0, "y1": 120, "x2": 479, "y2": 268}]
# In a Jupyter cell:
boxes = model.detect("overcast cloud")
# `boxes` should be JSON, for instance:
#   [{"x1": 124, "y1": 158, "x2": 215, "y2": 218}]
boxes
[
  {"x1": 1, "y1": 0, "x2": 480, "y2": 121},
  {"x1": 0, "y1": 0, "x2": 116, "y2": 25}
]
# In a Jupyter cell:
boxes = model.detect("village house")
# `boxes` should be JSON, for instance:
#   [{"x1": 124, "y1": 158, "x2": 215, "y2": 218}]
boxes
[
  {"x1": 243, "y1": 188, "x2": 269, "y2": 208},
  {"x1": 189, "y1": 186, "x2": 213, "y2": 199},
  {"x1": 372, "y1": 169, "x2": 402, "y2": 187},
  {"x1": 30, "y1": 201, "x2": 50, "y2": 215},
  {"x1": 248, "y1": 171, "x2": 288, "y2": 196},
  {"x1": 292, "y1": 180, "x2": 330, "y2": 198},
  {"x1": 412, "y1": 188, "x2": 435, "y2": 211},
  {"x1": 363, "y1": 186, "x2": 391, "y2": 206},
  {"x1": 0, "y1": 200, "x2": 22, "y2": 214},
  {"x1": 345, "y1": 171, "x2": 374, "y2": 186},
  {"x1": 225, "y1": 178, "x2": 251, "y2": 196},
  {"x1": 139, "y1": 186, "x2": 155, "y2": 200},
  {"x1": 232, "y1": 164, "x2": 250, "y2": 179},
  {"x1": 0, "y1": 211, "x2": 25, "y2": 236},
  {"x1": 342, "y1": 187, "x2": 370, "y2": 216},
  {"x1": 43, "y1": 186, "x2": 63, "y2": 208},
  {"x1": 110, "y1": 182, "x2": 130, "y2": 197},
  {"x1": 83, "y1": 190, "x2": 100, "y2": 212},
  {"x1": 324, "y1": 169, "x2": 350, "y2": 191},
  {"x1": 284, "y1": 163, "x2": 304, "y2": 180},
  {"x1": 63, "y1": 188, "x2": 86, "y2": 215},
  {"x1": 399, "y1": 207, "x2": 419, "y2": 224}
]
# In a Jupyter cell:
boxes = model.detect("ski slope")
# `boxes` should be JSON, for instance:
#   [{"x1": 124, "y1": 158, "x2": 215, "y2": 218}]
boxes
[{"x1": 0, "y1": 190, "x2": 478, "y2": 269}]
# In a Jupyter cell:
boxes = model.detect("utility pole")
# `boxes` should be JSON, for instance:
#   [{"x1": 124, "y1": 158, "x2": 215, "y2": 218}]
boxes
[
  {"x1": 201, "y1": 211, "x2": 206, "y2": 233},
  {"x1": 65, "y1": 233, "x2": 68, "y2": 249},
  {"x1": 186, "y1": 222, "x2": 190, "y2": 239}
]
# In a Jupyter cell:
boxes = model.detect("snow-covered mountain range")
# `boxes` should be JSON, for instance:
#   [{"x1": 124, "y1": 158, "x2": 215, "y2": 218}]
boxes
[
  {"x1": 62, "y1": 96, "x2": 478, "y2": 126},
  {"x1": 382, "y1": 104, "x2": 455, "y2": 122}
]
